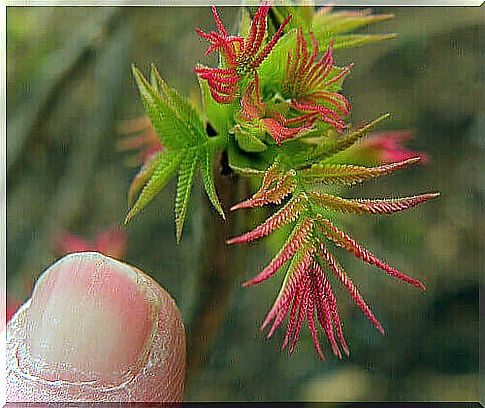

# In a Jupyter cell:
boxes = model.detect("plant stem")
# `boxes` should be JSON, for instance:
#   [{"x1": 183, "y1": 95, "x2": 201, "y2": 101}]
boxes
[{"x1": 186, "y1": 151, "x2": 249, "y2": 383}]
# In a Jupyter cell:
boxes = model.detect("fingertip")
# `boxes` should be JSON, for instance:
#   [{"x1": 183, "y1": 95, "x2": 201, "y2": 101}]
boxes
[{"x1": 6, "y1": 252, "x2": 186, "y2": 402}]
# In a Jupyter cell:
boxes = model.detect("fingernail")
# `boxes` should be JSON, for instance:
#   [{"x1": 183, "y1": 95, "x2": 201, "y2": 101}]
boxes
[{"x1": 21, "y1": 252, "x2": 158, "y2": 387}]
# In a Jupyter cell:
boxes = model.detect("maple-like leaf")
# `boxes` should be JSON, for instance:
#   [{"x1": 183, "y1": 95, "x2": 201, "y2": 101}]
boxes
[
  {"x1": 228, "y1": 118, "x2": 439, "y2": 360},
  {"x1": 127, "y1": 65, "x2": 226, "y2": 242}
]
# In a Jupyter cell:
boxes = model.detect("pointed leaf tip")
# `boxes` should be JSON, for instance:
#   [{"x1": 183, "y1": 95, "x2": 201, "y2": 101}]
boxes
[
  {"x1": 226, "y1": 237, "x2": 239, "y2": 245},
  {"x1": 124, "y1": 210, "x2": 135, "y2": 225},
  {"x1": 230, "y1": 201, "x2": 249, "y2": 211},
  {"x1": 404, "y1": 156, "x2": 422, "y2": 165},
  {"x1": 241, "y1": 280, "x2": 253, "y2": 288}
]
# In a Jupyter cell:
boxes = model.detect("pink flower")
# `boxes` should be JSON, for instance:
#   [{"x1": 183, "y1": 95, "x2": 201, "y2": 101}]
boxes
[{"x1": 55, "y1": 229, "x2": 128, "y2": 260}]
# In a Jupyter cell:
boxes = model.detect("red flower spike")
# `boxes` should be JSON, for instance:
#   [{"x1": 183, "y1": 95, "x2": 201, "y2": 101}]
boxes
[
  {"x1": 262, "y1": 246, "x2": 314, "y2": 333},
  {"x1": 195, "y1": 5, "x2": 292, "y2": 103},
  {"x1": 284, "y1": 28, "x2": 352, "y2": 132},
  {"x1": 288, "y1": 279, "x2": 311, "y2": 355},
  {"x1": 306, "y1": 280, "x2": 326, "y2": 361},
  {"x1": 261, "y1": 249, "x2": 350, "y2": 360},
  {"x1": 311, "y1": 261, "x2": 345, "y2": 359},
  {"x1": 239, "y1": 76, "x2": 266, "y2": 121},
  {"x1": 313, "y1": 262, "x2": 350, "y2": 356},
  {"x1": 194, "y1": 66, "x2": 241, "y2": 103},
  {"x1": 262, "y1": 117, "x2": 313, "y2": 144},
  {"x1": 281, "y1": 273, "x2": 306, "y2": 351}
]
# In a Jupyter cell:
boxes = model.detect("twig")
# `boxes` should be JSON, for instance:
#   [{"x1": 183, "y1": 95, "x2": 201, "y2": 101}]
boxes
[{"x1": 186, "y1": 152, "x2": 250, "y2": 381}]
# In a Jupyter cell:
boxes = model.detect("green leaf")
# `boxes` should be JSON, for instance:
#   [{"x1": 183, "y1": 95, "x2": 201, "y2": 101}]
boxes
[
  {"x1": 331, "y1": 33, "x2": 397, "y2": 50},
  {"x1": 128, "y1": 152, "x2": 163, "y2": 206},
  {"x1": 258, "y1": 28, "x2": 298, "y2": 90},
  {"x1": 132, "y1": 66, "x2": 191, "y2": 150},
  {"x1": 201, "y1": 146, "x2": 225, "y2": 219},
  {"x1": 128, "y1": 65, "x2": 227, "y2": 241},
  {"x1": 175, "y1": 155, "x2": 198, "y2": 243},
  {"x1": 301, "y1": 158, "x2": 421, "y2": 186},
  {"x1": 234, "y1": 126, "x2": 268, "y2": 153},
  {"x1": 308, "y1": 113, "x2": 391, "y2": 164},
  {"x1": 125, "y1": 151, "x2": 182, "y2": 223},
  {"x1": 227, "y1": 137, "x2": 274, "y2": 175},
  {"x1": 312, "y1": 10, "x2": 394, "y2": 36},
  {"x1": 149, "y1": 64, "x2": 207, "y2": 146}
]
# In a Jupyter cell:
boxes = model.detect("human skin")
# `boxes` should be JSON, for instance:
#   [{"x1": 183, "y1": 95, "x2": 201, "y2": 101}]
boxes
[{"x1": 6, "y1": 252, "x2": 186, "y2": 402}]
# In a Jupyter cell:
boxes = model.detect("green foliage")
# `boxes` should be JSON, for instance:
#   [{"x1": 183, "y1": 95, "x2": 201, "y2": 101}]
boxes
[{"x1": 127, "y1": 65, "x2": 225, "y2": 242}]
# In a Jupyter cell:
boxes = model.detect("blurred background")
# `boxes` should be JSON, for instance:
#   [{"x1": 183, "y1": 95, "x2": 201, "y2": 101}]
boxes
[{"x1": 6, "y1": 6, "x2": 482, "y2": 402}]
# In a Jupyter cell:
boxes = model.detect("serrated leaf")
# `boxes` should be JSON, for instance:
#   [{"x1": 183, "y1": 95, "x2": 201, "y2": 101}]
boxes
[
  {"x1": 150, "y1": 65, "x2": 207, "y2": 146},
  {"x1": 132, "y1": 66, "x2": 190, "y2": 151},
  {"x1": 235, "y1": 127, "x2": 268, "y2": 152},
  {"x1": 128, "y1": 66, "x2": 227, "y2": 241},
  {"x1": 128, "y1": 152, "x2": 163, "y2": 206},
  {"x1": 308, "y1": 113, "x2": 391, "y2": 163},
  {"x1": 312, "y1": 11, "x2": 394, "y2": 36},
  {"x1": 331, "y1": 33, "x2": 397, "y2": 50},
  {"x1": 300, "y1": 158, "x2": 421, "y2": 186},
  {"x1": 125, "y1": 151, "x2": 182, "y2": 223},
  {"x1": 229, "y1": 147, "x2": 437, "y2": 359},
  {"x1": 175, "y1": 155, "x2": 198, "y2": 243},
  {"x1": 201, "y1": 146, "x2": 225, "y2": 220},
  {"x1": 259, "y1": 8, "x2": 395, "y2": 89},
  {"x1": 309, "y1": 191, "x2": 440, "y2": 215}
]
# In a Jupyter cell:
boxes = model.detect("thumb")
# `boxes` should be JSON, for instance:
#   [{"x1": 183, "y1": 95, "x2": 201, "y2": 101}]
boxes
[{"x1": 6, "y1": 252, "x2": 186, "y2": 402}]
